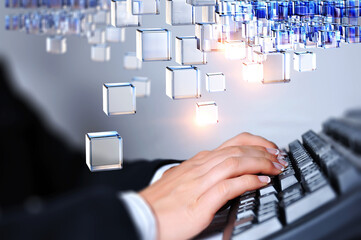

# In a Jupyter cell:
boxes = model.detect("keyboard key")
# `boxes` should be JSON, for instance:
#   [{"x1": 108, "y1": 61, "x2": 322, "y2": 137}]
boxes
[{"x1": 232, "y1": 217, "x2": 282, "y2": 240}]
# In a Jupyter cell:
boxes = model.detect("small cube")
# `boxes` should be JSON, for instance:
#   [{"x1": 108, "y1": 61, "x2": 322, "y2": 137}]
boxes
[
  {"x1": 224, "y1": 41, "x2": 246, "y2": 60},
  {"x1": 93, "y1": 10, "x2": 110, "y2": 25},
  {"x1": 128, "y1": 0, "x2": 160, "y2": 15},
  {"x1": 91, "y1": 44, "x2": 110, "y2": 62},
  {"x1": 175, "y1": 36, "x2": 206, "y2": 65},
  {"x1": 124, "y1": 52, "x2": 142, "y2": 70},
  {"x1": 196, "y1": 101, "x2": 218, "y2": 125},
  {"x1": 46, "y1": 36, "x2": 67, "y2": 54},
  {"x1": 293, "y1": 51, "x2": 316, "y2": 72},
  {"x1": 106, "y1": 27, "x2": 126, "y2": 43},
  {"x1": 206, "y1": 73, "x2": 226, "y2": 92},
  {"x1": 111, "y1": 0, "x2": 140, "y2": 27},
  {"x1": 186, "y1": 0, "x2": 216, "y2": 6},
  {"x1": 86, "y1": 131, "x2": 123, "y2": 172},
  {"x1": 195, "y1": 23, "x2": 221, "y2": 52},
  {"x1": 88, "y1": 28, "x2": 106, "y2": 45},
  {"x1": 263, "y1": 52, "x2": 290, "y2": 84},
  {"x1": 136, "y1": 29, "x2": 171, "y2": 61},
  {"x1": 242, "y1": 62, "x2": 264, "y2": 83},
  {"x1": 103, "y1": 83, "x2": 136, "y2": 115},
  {"x1": 166, "y1": 0, "x2": 195, "y2": 25},
  {"x1": 166, "y1": 66, "x2": 200, "y2": 99},
  {"x1": 131, "y1": 77, "x2": 151, "y2": 97}
]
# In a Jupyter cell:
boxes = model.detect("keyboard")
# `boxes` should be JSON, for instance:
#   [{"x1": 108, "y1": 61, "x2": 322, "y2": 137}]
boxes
[{"x1": 219, "y1": 115, "x2": 361, "y2": 240}]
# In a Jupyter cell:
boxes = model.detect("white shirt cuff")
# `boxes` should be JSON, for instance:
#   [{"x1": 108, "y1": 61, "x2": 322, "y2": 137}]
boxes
[
  {"x1": 150, "y1": 163, "x2": 180, "y2": 185},
  {"x1": 119, "y1": 191, "x2": 157, "y2": 240}
]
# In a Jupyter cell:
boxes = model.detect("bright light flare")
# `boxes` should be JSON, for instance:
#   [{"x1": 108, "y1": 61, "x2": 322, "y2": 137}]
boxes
[
  {"x1": 242, "y1": 62, "x2": 264, "y2": 83},
  {"x1": 196, "y1": 101, "x2": 218, "y2": 125}
]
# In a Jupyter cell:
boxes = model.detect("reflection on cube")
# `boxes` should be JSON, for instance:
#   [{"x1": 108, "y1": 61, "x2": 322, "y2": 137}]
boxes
[
  {"x1": 293, "y1": 51, "x2": 316, "y2": 72},
  {"x1": 166, "y1": 0, "x2": 195, "y2": 25},
  {"x1": 124, "y1": 52, "x2": 142, "y2": 70},
  {"x1": 103, "y1": 83, "x2": 136, "y2": 115},
  {"x1": 131, "y1": 77, "x2": 151, "y2": 97},
  {"x1": 225, "y1": 41, "x2": 246, "y2": 60},
  {"x1": 88, "y1": 28, "x2": 105, "y2": 45},
  {"x1": 136, "y1": 28, "x2": 171, "y2": 61},
  {"x1": 91, "y1": 44, "x2": 110, "y2": 62},
  {"x1": 106, "y1": 27, "x2": 125, "y2": 43},
  {"x1": 186, "y1": 0, "x2": 216, "y2": 6},
  {"x1": 46, "y1": 36, "x2": 67, "y2": 54},
  {"x1": 263, "y1": 52, "x2": 290, "y2": 84},
  {"x1": 86, "y1": 131, "x2": 123, "y2": 172},
  {"x1": 206, "y1": 72, "x2": 226, "y2": 92},
  {"x1": 242, "y1": 62, "x2": 263, "y2": 83},
  {"x1": 175, "y1": 36, "x2": 206, "y2": 65},
  {"x1": 111, "y1": 0, "x2": 140, "y2": 27},
  {"x1": 166, "y1": 66, "x2": 200, "y2": 99},
  {"x1": 128, "y1": 0, "x2": 160, "y2": 15},
  {"x1": 196, "y1": 101, "x2": 218, "y2": 125}
]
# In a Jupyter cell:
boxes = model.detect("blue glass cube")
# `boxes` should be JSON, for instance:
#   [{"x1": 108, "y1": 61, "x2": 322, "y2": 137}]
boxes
[
  {"x1": 136, "y1": 29, "x2": 171, "y2": 61},
  {"x1": 103, "y1": 83, "x2": 136, "y2": 115},
  {"x1": 128, "y1": 0, "x2": 160, "y2": 15},
  {"x1": 166, "y1": 66, "x2": 200, "y2": 99},
  {"x1": 111, "y1": 0, "x2": 140, "y2": 27},
  {"x1": 166, "y1": 0, "x2": 195, "y2": 25},
  {"x1": 131, "y1": 77, "x2": 151, "y2": 97},
  {"x1": 175, "y1": 36, "x2": 207, "y2": 65},
  {"x1": 206, "y1": 72, "x2": 226, "y2": 92},
  {"x1": 293, "y1": 51, "x2": 316, "y2": 72}
]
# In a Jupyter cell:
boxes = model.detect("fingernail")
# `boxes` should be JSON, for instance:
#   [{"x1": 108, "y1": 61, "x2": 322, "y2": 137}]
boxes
[
  {"x1": 258, "y1": 176, "x2": 271, "y2": 183},
  {"x1": 266, "y1": 148, "x2": 280, "y2": 156},
  {"x1": 273, "y1": 162, "x2": 285, "y2": 171},
  {"x1": 279, "y1": 150, "x2": 288, "y2": 156},
  {"x1": 277, "y1": 156, "x2": 289, "y2": 167}
]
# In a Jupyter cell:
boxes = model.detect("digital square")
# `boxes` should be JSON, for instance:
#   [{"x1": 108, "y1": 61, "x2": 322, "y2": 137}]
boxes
[
  {"x1": 166, "y1": 0, "x2": 195, "y2": 25},
  {"x1": 128, "y1": 0, "x2": 160, "y2": 15},
  {"x1": 103, "y1": 83, "x2": 136, "y2": 115},
  {"x1": 106, "y1": 26, "x2": 125, "y2": 43},
  {"x1": 263, "y1": 52, "x2": 291, "y2": 84},
  {"x1": 136, "y1": 29, "x2": 171, "y2": 61},
  {"x1": 124, "y1": 52, "x2": 142, "y2": 70},
  {"x1": 91, "y1": 44, "x2": 110, "y2": 62},
  {"x1": 206, "y1": 72, "x2": 226, "y2": 92},
  {"x1": 131, "y1": 77, "x2": 151, "y2": 97},
  {"x1": 242, "y1": 62, "x2": 264, "y2": 83},
  {"x1": 196, "y1": 101, "x2": 218, "y2": 125},
  {"x1": 166, "y1": 66, "x2": 200, "y2": 99},
  {"x1": 293, "y1": 51, "x2": 316, "y2": 72},
  {"x1": 86, "y1": 131, "x2": 123, "y2": 172},
  {"x1": 110, "y1": 0, "x2": 140, "y2": 27},
  {"x1": 224, "y1": 41, "x2": 246, "y2": 60},
  {"x1": 46, "y1": 36, "x2": 67, "y2": 54},
  {"x1": 175, "y1": 36, "x2": 206, "y2": 65}
]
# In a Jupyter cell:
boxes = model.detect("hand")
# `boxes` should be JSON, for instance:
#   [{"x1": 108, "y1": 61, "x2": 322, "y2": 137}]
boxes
[{"x1": 139, "y1": 133, "x2": 287, "y2": 240}]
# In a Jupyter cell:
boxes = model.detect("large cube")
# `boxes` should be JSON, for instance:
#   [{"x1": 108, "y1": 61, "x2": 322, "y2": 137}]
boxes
[
  {"x1": 293, "y1": 51, "x2": 316, "y2": 72},
  {"x1": 242, "y1": 62, "x2": 264, "y2": 83},
  {"x1": 123, "y1": 52, "x2": 142, "y2": 70},
  {"x1": 103, "y1": 83, "x2": 136, "y2": 115},
  {"x1": 136, "y1": 29, "x2": 171, "y2": 61},
  {"x1": 196, "y1": 101, "x2": 218, "y2": 125},
  {"x1": 206, "y1": 72, "x2": 226, "y2": 92},
  {"x1": 186, "y1": 0, "x2": 216, "y2": 6},
  {"x1": 111, "y1": 0, "x2": 140, "y2": 27},
  {"x1": 166, "y1": 66, "x2": 200, "y2": 99},
  {"x1": 224, "y1": 41, "x2": 246, "y2": 60},
  {"x1": 86, "y1": 131, "x2": 123, "y2": 172},
  {"x1": 127, "y1": 0, "x2": 160, "y2": 15},
  {"x1": 106, "y1": 27, "x2": 125, "y2": 43},
  {"x1": 46, "y1": 36, "x2": 67, "y2": 54},
  {"x1": 263, "y1": 52, "x2": 290, "y2": 84},
  {"x1": 131, "y1": 77, "x2": 151, "y2": 97},
  {"x1": 166, "y1": 0, "x2": 195, "y2": 25},
  {"x1": 175, "y1": 36, "x2": 206, "y2": 65},
  {"x1": 91, "y1": 44, "x2": 110, "y2": 62}
]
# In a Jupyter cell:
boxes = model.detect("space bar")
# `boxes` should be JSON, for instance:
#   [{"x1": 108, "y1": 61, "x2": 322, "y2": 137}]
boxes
[{"x1": 232, "y1": 217, "x2": 282, "y2": 240}]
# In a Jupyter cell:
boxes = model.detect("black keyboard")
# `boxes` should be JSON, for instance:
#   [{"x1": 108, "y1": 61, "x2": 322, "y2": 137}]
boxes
[{"x1": 218, "y1": 116, "x2": 361, "y2": 240}]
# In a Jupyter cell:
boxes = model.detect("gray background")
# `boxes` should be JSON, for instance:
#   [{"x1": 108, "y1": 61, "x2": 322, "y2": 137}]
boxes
[{"x1": 1, "y1": 1, "x2": 360, "y2": 161}]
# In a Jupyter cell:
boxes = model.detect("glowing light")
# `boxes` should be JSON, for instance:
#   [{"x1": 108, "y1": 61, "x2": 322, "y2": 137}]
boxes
[
  {"x1": 196, "y1": 101, "x2": 218, "y2": 125},
  {"x1": 224, "y1": 41, "x2": 246, "y2": 60},
  {"x1": 242, "y1": 62, "x2": 263, "y2": 83}
]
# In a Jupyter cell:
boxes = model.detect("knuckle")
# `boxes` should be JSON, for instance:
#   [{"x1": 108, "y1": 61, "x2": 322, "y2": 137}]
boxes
[
  {"x1": 225, "y1": 157, "x2": 239, "y2": 169},
  {"x1": 217, "y1": 181, "x2": 230, "y2": 196}
]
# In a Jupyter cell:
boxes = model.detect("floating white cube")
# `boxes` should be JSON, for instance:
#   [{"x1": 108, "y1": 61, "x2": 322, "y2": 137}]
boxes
[
  {"x1": 206, "y1": 73, "x2": 226, "y2": 92},
  {"x1": 186, "y1": 0, "x2": 216, "y2": 6},
  {"x1": 242, "y1": 62, "x2": 264, "y2": 83},
  {"x1": 91, "y1": 44, "x2": 110, "y2": 62},
  {"x1": 175, "y1": 36, "x2": 206, "y2": 65},
  {"x1": 136, "y1": 28, "x2": 171, "y2": 61},
  {"x1": 103, "y1": 83, "x2": 136, "y2": 115},
  {"x1": 196, "y1": 101, "x2": 218, "y2": 125},
  {"x1": 131, "y1": 77, "x2": 151, "y2": 97},
  {"x1": 166, "y1": 0, "x2": 195, "y2": 25},
  {"x1": 263, "y1": 52, "x2": 290, "y2": 84},
  {"x1": 166, "y1": 66, "x2": 200, "y2": 99},
  {"x1": 86, "y1": 131, "x2": 123, "y2": 172},
  {"x1": 293, "y1": 51, "x2": 317, "y2": 72},
  {"x1": 46, "y1": 36, "x2": 67, "y2": 54},
  {"x1": 224, "y1": 41, "x2": 246, "y2": 60},
  {"x1": 111, "y1": 0, "x2": 140, "y2": 27},
  {"x1": 128, "y1": 0, "x2": 160, "y2": 15},
  {"x1": 124, "y1": 52, "x2": 142, "y2": 70},
  {"x1": 106, "y1": 26, "x2": 125, "y2": 43},
  {"x1": 88, "y1": 28, "x2": 106, "y2": 45}
]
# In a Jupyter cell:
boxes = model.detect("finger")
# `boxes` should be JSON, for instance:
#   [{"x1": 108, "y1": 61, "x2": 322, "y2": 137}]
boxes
[
  {"x1": 217, "y1": 132, "x2": 278, "y2": 150},
  {"x1": 194, "y1": 156, "x2": 283, "y2": 195},
  {"x1": 198, "y1": 175, "x2": 270, "y2": 215}
]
